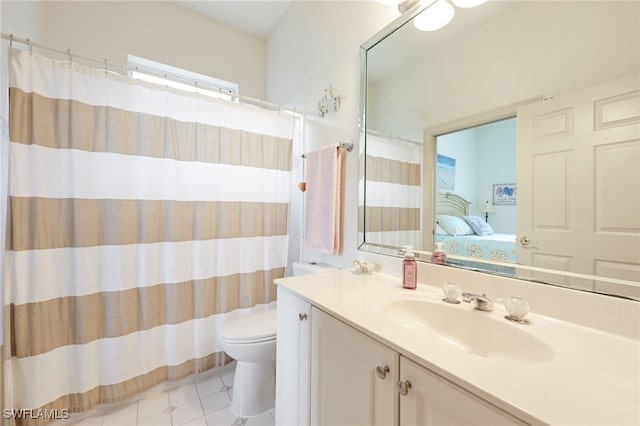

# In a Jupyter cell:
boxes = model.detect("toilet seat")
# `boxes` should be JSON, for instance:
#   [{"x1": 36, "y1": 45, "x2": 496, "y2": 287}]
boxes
[{"x1": 219, "y1": 308, "x2": 277, "y2": 344}]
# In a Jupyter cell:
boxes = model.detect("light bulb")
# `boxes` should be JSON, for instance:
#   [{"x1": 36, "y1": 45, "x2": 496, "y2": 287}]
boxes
[
  {"x1": 452, "y1": 0, "x2": 487, "y2": 8},
  {"x1": 413, "y1": 0, "x2": 455, "y2": 31}
]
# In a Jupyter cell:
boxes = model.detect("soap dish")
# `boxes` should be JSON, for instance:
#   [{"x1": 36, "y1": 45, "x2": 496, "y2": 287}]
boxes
[{"x1": 353, "y1": 260, "x2": 375, "y2": 274}]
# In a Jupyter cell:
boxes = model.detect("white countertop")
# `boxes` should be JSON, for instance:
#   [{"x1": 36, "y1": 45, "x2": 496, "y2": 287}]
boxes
[{"x1": 275, "y1": 270, "x2": 640, "y2": 426}]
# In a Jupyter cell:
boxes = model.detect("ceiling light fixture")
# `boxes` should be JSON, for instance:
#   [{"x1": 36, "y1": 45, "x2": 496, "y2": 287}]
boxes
[
  {"x1": 413, "y1": 0, "x2": 455, "y2": 32},
  {"x1": 377, "y1": 0, "x2": 405, "y2": 6}
]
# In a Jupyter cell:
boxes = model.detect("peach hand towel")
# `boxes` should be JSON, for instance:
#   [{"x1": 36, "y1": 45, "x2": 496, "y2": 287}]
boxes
[{"x1": 304, "y1": 144, "x2": 344, "y2": 254}]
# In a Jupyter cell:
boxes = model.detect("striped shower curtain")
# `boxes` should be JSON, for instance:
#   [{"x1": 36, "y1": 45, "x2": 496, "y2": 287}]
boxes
[
  {"x1": 1, "y1": 48, "x2": 295, "y2": 422},
  {"x1": 360, "y1": 133, "x2": 422, "y2": 248}
]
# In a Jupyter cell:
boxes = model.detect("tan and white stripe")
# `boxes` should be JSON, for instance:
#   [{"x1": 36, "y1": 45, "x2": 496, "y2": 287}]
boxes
[
  {"x1": 360, "y1": 134, "x2": 422, "y2": 247},
  {"x1": 5, "y1": 48, "x2": 295, "y2": 419},
  {"x1": 9, "y1": 143, "x2": 292, "y2": 202},
  {"x1": 9, "y1": 51, "x2": 293, "y2": 140},
  {"x1": 9, "y1": 238, "x2": 288, "y2": 304},
  {"x1": 12, "y1": 302, "x2": 275, "y2": 410}
]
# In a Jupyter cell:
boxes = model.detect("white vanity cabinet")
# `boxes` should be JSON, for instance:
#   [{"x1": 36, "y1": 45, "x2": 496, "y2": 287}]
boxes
[
  {"x1": 275, "y1": 287, "x2": 312, "y2": 426},
  {"x1": 399, "y1": 357, "x2": 526, "y2": 426},
  {"x1": 310, "y1": 307, "x2": 399, "y2": 425},
  {"x1": 275, "y1": 289, "x2": 526, "y2": 426}
]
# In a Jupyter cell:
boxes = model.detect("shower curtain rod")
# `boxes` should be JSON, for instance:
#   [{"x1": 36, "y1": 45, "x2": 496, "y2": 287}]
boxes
[
  {"x1": 1, "y1": 33, "x2": 302, "y2": 116},
  {"x1": 365, "y1": 128, "x2": 422, "y2": 146}
]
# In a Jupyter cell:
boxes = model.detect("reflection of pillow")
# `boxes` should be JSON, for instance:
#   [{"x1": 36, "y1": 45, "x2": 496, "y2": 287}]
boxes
[
  {"x1": 463, "y1": 215, "x2": 494, "y2": 236},
  {"x1": 437, "y1": 215, "x2": 474, "y2": 236},
  {"x1": 436, "y1": 223, "x2": 449, "y2": 235}
]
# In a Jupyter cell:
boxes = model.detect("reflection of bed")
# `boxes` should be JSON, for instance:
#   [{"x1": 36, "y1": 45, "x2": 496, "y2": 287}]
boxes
[
  {"x1": 437, "y1": 233, "x2": 517, "y2": 262},
  {"x1": 436, "y1": 192, "x2": 517, "y2": 263}
]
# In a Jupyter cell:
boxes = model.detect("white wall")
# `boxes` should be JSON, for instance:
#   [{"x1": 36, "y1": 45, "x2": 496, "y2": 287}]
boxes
[
  {"x1": 265, "y1": 1, "x2": 401, "y2": 270},
  {"x1": 476, "y1": 119, "x2": 516, "y2": 233},
  {"x1": 1, "y1": 1, "x2": 266, "y2": 99}
]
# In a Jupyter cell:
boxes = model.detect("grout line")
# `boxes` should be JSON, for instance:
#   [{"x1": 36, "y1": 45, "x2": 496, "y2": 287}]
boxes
[
  {"x1": 80, "y1": 368, "x2": 238, "y2": 426},
  {"x1": 194, "y1": 375, "x2": 210, "y2": 426}
]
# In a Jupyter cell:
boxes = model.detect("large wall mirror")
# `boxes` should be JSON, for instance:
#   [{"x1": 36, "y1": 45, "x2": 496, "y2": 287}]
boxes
[{"x1": 359, "y1": 0, "x2": 640, "y2": 300}]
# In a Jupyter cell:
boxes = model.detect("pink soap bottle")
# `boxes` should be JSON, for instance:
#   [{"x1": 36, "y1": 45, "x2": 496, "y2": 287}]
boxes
[
  {"x1": 402, "y1": 246, "x2": 417, "y2": 289},
  {"x1": 431, "y1": 242, "x2": 447, "y2": 265}
]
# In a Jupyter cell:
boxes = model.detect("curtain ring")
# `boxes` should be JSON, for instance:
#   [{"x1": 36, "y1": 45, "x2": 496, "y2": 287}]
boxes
[
  {"x1": 27, "y1": 38, "x2": 32, "y2": 55},
  {"x1": 104, "y1": 59, "x2": 108, "y2": 74},
  {"x1": 9, "y1": 34, "x2": 13, "y2": 47},
  {"x1": 67, "y1": 49, "x2": 72, "y2": 64}
]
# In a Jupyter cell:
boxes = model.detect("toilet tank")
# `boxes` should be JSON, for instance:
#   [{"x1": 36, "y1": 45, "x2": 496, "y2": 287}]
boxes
[{"x1": 292, "y1": 261, "x2": 338, "y2": 276}]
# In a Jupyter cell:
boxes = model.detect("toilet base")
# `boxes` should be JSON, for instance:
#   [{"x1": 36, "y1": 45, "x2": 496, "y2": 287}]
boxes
[{"x1": 230, "y1": 360, "x2": 275, "y2": 418}]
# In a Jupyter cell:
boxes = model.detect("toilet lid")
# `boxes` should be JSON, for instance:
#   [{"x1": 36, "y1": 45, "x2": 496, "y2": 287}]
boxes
[{"x1": 219, "y1": 308, "x2": 277, "y2": 344}]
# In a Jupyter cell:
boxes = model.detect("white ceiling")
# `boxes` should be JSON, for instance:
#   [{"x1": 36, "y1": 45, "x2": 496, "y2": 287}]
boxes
[{"x1": 173, "y1": 1, "x2": 293, "y2": 38}]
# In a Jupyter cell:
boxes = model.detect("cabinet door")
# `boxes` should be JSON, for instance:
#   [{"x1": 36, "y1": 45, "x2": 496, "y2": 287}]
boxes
[
  {"x1": 399, "y1": 357, "x2": 526, "y2": 426},
  {"x1": 311, "y1": 308, "x2": 399, "y2": 426},
  {"x1": 275, "y1": 287, "x2": 312, "y2": 426}
]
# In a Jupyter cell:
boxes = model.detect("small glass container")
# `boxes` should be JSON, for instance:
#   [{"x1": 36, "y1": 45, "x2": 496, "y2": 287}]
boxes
[
  {"x1": 504, "y1": 296, "x2": 530, "y2": 323},
  {"x1": 442, "y1": 282, "x2": 461, "y2": 304}
]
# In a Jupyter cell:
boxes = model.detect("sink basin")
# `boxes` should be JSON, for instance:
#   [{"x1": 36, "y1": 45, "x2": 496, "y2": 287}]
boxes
[{"x1": 384, "y1": 299, "x2": 554, "y2": 363}]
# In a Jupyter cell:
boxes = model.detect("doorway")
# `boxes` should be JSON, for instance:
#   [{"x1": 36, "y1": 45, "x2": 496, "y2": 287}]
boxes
[{"x1": 435, "y1": 117, "x2": 517, "y2": 233}]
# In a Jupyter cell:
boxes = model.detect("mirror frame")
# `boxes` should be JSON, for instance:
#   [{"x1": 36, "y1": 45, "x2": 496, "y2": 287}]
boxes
[
  {"x1": 357, "y1": 1, "x2": 639, "y2": 299},
  {"x1": 358, "y1": 2, "x2": 428, "y2": 257}
]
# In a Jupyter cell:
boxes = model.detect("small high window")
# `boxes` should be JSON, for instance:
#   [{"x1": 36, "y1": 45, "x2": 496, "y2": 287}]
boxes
[{"x1": 128, "y1": 55, "x2": 239, "y2": 101}]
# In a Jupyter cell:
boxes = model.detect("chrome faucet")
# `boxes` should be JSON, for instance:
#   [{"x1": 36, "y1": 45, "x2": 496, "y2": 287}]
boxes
[{"x1": 462, "y1": 292, "x2": 494, "y2": 312}]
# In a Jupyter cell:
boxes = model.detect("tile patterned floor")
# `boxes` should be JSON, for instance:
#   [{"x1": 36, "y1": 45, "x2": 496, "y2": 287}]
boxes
[{"x1": 67, "y1": 366, "x2": 275, "y2": 426}]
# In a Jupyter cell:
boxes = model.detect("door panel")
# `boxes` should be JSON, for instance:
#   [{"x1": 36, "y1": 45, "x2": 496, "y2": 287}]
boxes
[
  {"x1": 399, "y1": 357, "x2": 525, "y2": 426},
  {"x1": 310, "y1": 308, "x2": 398, "y2": 426},
  {"x1": 275, "y1": 288, "x2": 311, "y2": 426},
  {"x1": 517, "y1": 74, "x2": 640, "y2": 296}
]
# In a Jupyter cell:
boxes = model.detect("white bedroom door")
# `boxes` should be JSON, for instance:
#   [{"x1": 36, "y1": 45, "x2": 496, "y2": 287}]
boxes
[{"x1": 516, "y1": 73, "x2": 640, "y2": 292}]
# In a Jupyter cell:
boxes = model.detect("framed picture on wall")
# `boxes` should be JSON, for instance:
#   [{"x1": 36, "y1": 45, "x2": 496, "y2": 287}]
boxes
[
  {"x1": 493, "y1": 183, "x2": 516, "y2": 205},
  {"x1": 437, "y1": 154, "x2": 456, "y2": 190}
]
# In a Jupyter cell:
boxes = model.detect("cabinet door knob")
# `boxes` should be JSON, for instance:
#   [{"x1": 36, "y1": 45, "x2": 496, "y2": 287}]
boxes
[
  {"x1": 397, "y1": 380, "x2": 412, "y2": 396},
  {"x1": 376, "y1": 365, "x2": 390, "y2": 379},
  {"x1": 298, "y1": 313, "x2": 308, "y2": 321}
]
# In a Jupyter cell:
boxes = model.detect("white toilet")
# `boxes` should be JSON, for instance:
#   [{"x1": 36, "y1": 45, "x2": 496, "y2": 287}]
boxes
[{"x1": 218, "y1": 261, "x2": 337, "y2": 418}]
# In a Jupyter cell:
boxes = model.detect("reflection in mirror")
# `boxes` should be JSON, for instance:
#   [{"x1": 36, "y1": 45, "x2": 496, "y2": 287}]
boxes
[
  {"x1": 435, "y1": 118, "x2": 517, "y2": 263},
  {"x1": 359, "y1": 0, "x2": 640, "y2": 299},
  {"x1": 362, "y1": 131, "x2": 422, "y2": 249}
]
